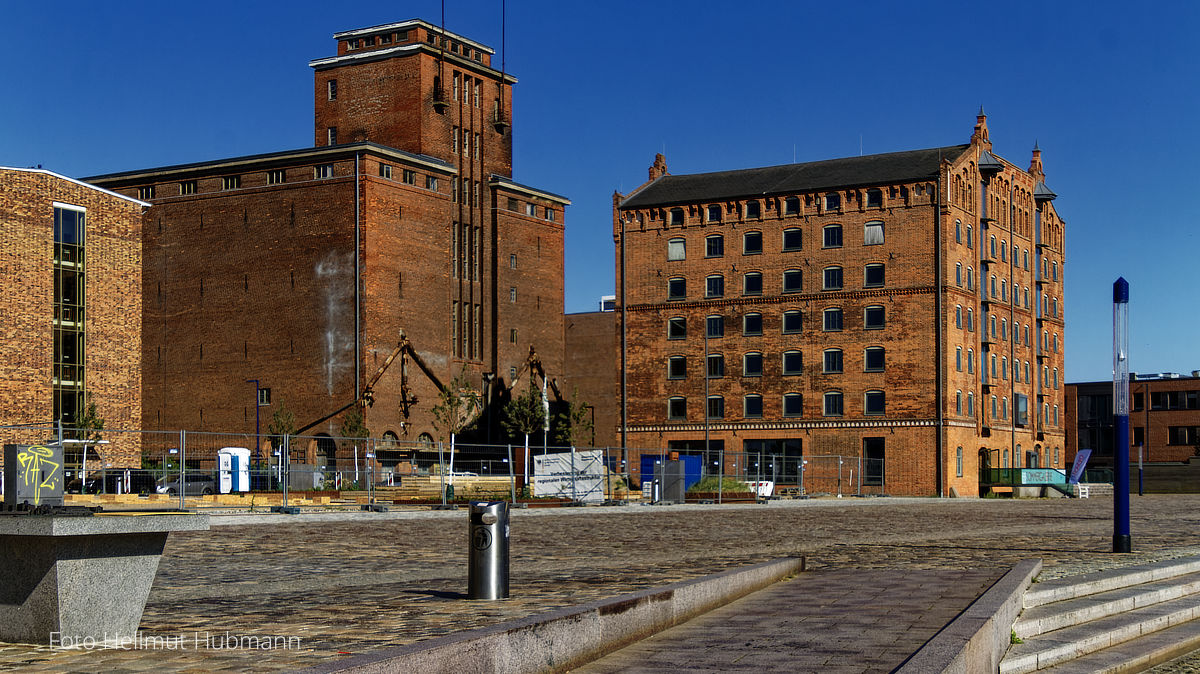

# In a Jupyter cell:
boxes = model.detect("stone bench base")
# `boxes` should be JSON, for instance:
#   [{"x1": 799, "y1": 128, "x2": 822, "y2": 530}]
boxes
[{"x1": 0, "y1": 514, "x2": 209, "y2": 645}]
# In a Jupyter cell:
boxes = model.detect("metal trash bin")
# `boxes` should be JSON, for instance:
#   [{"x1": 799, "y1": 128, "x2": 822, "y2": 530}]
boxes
[{"x1": 468, "y1": 501, "x2": 509, "y2": 599}]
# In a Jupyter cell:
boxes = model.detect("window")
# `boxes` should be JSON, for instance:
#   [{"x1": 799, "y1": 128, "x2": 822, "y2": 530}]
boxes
[
  {"x1": 509, "y1": 287, "x2": 517, "y2": 303},
  {"x1": 706, "y1": 275, "x2": 724, "y2": 298},
  {"x1": 525, "y1": 202, "x2": 535, "y2": 217},
  {"x1": 956, "y1": 391, "x2": 963, "y2": 415},
  {"x1": 966, "y1": 224, "x2": 973, "y2": 249},
  {"x1": 452, "y1": 126, "x2": 460, "y2": 154},
  {"x1": 823, "y1": 266, "x2": 843, "y2": 291},
  {"x1": 866, "y1": 189, "x2": 882, "y2": 208},
  {"x1": 377, "y1": 163, "x2": 393, "y2": 180},
  {"x1": 784, "y1": 196, "x2": 800, "y2": 215},
  {"x1": 864, "y1": 390, "x2": 885, "y2": 416},
  {"x1": 824, "y1": 192, "x2": 841, "y2": 211},
  {"x1": 783, "y1": 393, "x2": 804, "y2": 417},
  {"x1": 222, "y1": 175, "x2": 241, "y2": 190},
  {"x1": 967, "y1": 392, "x2": 975, "y2": 417},
  {"x1": 956, "y1": 447, "x2": 964, "y2": 477},
  {"x1": 967, "y1": 349, "x2": 975, "y2": 374},
  {"x1": 955, "y1": 263, "x2": 962, "y2": 287},
  {"x1": 782, "y1": 310, "x2": 802, "y2": 334},
  {"x1": 743, "y1": 272, "x2": 763, "y2": 296},
  {"x1": 783, "y1": 228, "x2": 802, "y2": 251},
  {"x1": 1015, "y1": 393, "x2": 1029, "y2": 426},
  {"x1": 743, "y1": 231, "x2": 762, "y2": 255},
  {"x1": 669, "y1": 208, "x2": 685, "y2": 225},
  {"x1": 824, "y1": 392, "x2": 844, "y2": 416},
  {"x1": 1003, "y1": 397, "x2": 1009, "y2": 419},
  {"x1": 783, "y1": 269, "x2": 803, "y2": 293},
  {"x1": 864, "y1": 346, "x2": 885, "y2": 372},
  {"x1": 967, "y1": 308, "x2": 974, "y2": 332},
  {"x1": 967, "y1": 267, "x2": 974, "y2": 291},
  {"x1": 179, "y1": 180, "x2": 196, "y2": 195},
  {"x1": 667, "y1": 238, "x2": 686, "y2": 261},
  {"x1": 509, "y1": 254, "x2": 518, "y2": 269},
  {"x1": 425, "y1": 175, "x2": 439, "y2": 191},
  {"x1": 668, "y1": 277, "x2": 686, "y2": 300},
  {"x1": 1001, "y1": 241, "x2": 1007, "y2": 262},
  {"x1": 509, "y1": 328, "x2": 518, "y2": 344},
  {"x1": 706, "y1": 315, "x2": 724, "y2": 338},
  {"x1": 864, "y1": 305, "x2": 885, "y2": 329},
  {"x1": 315, "y1": 164, "x2": 334, "y2": 179},
  {"x1": 783, "y1": 350, "x2": 804, "y2": 375},
  {"x1": 864, "y1": 264, "x2": 885, "y2": 288},
  {"x1": 743, "y1": 313, "x2": 762, "y2": 336},
  {"x1": 743, "y1": 352, "x2": 763, "y2": 377},
  {"x1": 327, "y1": 127, "x2": 338, "y2": 145},
  {"x1": 864, "y1": 221, "x2": 884, "y2": 245},
  {"x1": 668, "y1": 355, "x2": 687, "y2": 379},
  {"x1": 955, "y1": 305, "x2": 962, "y2": 329},
  {"x1": 823, "y1": 224, "x2": 843, "y2": 248},
  {"x1": 823, "y1": 308, "x2": 843, "y2": 331},
  {"x1": 990, "y1": 236, "x2": 996, "y2": 258},
  {"x1": 744, "y1": 395, "x2": 764, "y2": 418},
  {"x1": 745, "y1": 201, "x2": 761, "y2": 219},
  {"x1": 707, "y1": 395, "x2": 725, "y2": 419},
  {"x1": 707, "y1": 354, "x2": 725, "y2": 378},
  {"x1": 1023, "y1": 249, "x2": 1029, "y2": 270},
  {"x1": 327, "y1": 79, "x2": 338, "y2": 100},
  {"x1": 1052, "y1": 261, "x2": 1058, "y2": 281},
  {"x1": 706, "y1": 235, "x2": 724, "y2": 257},
  {"x1": 956, "y1": 347, "x2": 963, "y2": 371},
  {"x1": 667, "y1": 317, "x2": 686, "y2": 339},
  {"x1": 706, "y1": 204, "x2": 721, "y2": 222},
  {"x1": 402, "y1": 169, "x2": 416, "y2": 185},
  {"x1": 137, "y1": 185, "x2": 154, "y2": 200},
  {"x1": 668, "y1": 397, "x2": 687, "y2": 420},
  {"x1": 955, "y1": 219, "x2": 962, "y2": 243},
  {"x1": 822, "y1": 349, "x2": 843, "y2": 373}
]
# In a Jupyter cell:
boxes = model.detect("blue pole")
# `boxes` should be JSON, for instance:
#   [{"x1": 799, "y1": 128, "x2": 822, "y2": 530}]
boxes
[{"x1": 1113, "y1": 278, "x2": 1131, "y2": 553}]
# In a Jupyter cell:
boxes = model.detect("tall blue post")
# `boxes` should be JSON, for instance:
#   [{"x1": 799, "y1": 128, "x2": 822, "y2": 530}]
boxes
[{"x1": 1113, "y1": 278, "x2": 1131, "y2": 553}]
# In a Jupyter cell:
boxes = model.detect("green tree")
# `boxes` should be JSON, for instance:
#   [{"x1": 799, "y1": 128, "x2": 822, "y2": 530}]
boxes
[
  {"x1": 553, "y1": 387, "x2": 593, "y2": 447},
  {"x1": 430, "y1": 367, "x2": 483, "y2": 441},
  {"x1": 502, "y1": 380, "x2": 544, "y2": 442},
  {"x1": 73, "y1": 392, "x2": 105, "y2": 443},
  {"x1": 339, "y1": 407, "x2": 371, "y2": 440},
  {"x1": 268, "y1": 399, "x2": 297, "y2": 452}
]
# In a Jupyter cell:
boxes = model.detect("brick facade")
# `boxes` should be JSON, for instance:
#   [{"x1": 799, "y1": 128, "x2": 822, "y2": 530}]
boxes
[
  {"x1": 85, "y1": 19, "x2": 567, "y2": 459},
  {"x1": 612, "y1": 113, "x2": 1066, "y2": 496},
  {"x1": 563, "y1": 310, "x2": 618, "y2": 448},
  {"x1": 1068, "y1": 373, "x2": 1200, "y2": 466},
  {"x1": 0, "y1": 167, "x2": 145, "y2": 468}
]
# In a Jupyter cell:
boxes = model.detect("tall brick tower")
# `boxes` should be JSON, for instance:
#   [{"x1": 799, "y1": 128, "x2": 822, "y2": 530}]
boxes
[{"x1": 310, "y1": 19, "x2": 515, "y2": 177}]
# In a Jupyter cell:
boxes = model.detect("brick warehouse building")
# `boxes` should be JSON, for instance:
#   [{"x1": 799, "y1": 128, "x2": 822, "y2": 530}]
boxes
[
  {"x1": 0, "y1": 167, "x2": 147, "y2": 468},
  {"x1": 87, "y1": 19, "x2": 568, "y2": 461},
  {"x1": 611, "y1": 112, "x2": 1066, "y2": 496}
]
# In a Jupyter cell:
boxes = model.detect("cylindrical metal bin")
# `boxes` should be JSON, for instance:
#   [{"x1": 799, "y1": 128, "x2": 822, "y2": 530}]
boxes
[{"x1": 468, "y1": 500, "x2": 510, "y2": 599}]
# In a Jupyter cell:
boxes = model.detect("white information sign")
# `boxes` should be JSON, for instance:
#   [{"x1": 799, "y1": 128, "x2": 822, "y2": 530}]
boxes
[{"x1": 532, "y1": 449, "x2": 604, "y2": 503}]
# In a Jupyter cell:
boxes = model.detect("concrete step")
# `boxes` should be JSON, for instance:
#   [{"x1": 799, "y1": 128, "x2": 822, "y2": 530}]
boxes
[
  {"x1": 1001, "y1": 592, "x2": 1200, "y2": 673},
  {"x1": 1015, "y1": 570, "x2": 1200, "y2": 639},
  {"x1": 1036, "y1": 618, "x2": 1200, "y2": 673},
  {"x1": 1025, "y1": 557, "x2": 1200, "y2": 608}
]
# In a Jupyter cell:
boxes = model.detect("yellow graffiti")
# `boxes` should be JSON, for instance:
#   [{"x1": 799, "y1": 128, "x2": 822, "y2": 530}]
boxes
[{"x1": 16, "y1": 445, "x2": 60, "y2": 505}]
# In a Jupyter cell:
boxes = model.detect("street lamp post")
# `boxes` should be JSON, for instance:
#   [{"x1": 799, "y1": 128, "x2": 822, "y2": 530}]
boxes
[{"x1": 1113, "y1": 278, "x2": 1131, "y2": 553}]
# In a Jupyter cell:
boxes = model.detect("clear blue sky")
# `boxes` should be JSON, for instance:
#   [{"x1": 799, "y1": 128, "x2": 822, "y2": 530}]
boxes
[{"x1": 3, "y1": 1, "x2": 1197, "y2": 383}]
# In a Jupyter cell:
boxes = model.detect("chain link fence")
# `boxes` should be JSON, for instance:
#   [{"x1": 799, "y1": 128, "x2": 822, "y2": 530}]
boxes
[{"x1": 0, "y1": 424, "x2": 888, "y2": 508}]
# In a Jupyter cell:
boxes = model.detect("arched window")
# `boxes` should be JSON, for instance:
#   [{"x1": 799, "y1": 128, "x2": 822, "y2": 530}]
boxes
[
  {"x1": 823, "y1": 223, "x2": 843, "y2": 248},
  {"x1": 955, "y1": 305, "x2": 962, "y2": 329},
  {"x1": 783, "y1": 269, "x2": 803, "y2": 293},
  {"x1": 955, "y1": 219, "x2": 962, "y2": 243},
  {"x1": 822, "y1": 348, "x2": 843, "y2": 374},
  {"x1": 742, "y1": 312, "x2": 762, "y2": 336},
  {"x1": 864, "y1": 390, "x2": 885, "y2": 415},
  {"x1": 668, "y1": 277, "x2": 686, "y2": 300},
  {"x1": 667, "y1": 237, "x2": 685, "y2": 261},
  {"x1": 967, "y1": 266, "x2": 975, "y2": 290},
  {"x1": 783, "y1": 393, "x2": 804, "y2": 417},
  {"x1": 783, "y1": 350, "x2": 804, "y2": 375},
  {"x1": 706, "y1": 353, "x2": 725, "y2": 378},
  {"x1": 783, "y1": 227, "x2": 802, "y2": 251},
  {"x1": 864, "y1": 220, "x2": 884, "y2": 245},
  {"x1": 966, "y1": 224, "x2": 973, "y2": 249},
  {"x1": 706, "y1": 395, "x2": 724, "y2": 419},
  {"x1": 823, "y1": 307, "x2": 844, "y2": 331},
  {"x1": 668, "y1": 397, "x2": 686, "y2": 419},
  {"x1": 823, "y1": 266, "x2": 843, "y2": 290},
  {"x1": 705, "y1": 314, "x2": 724, "y2": 338},
  {"x1": 742, "y1": 352, "x2": 763, "y2": 377},
  {"x1": 823, "y1": 391, "x2": 844, "y2": 416},
  {"x1": 705, "y1": 274, "x2": 724, "y2": 298},
  {"x1": 744, "y1": 200, "x2": 761, "y2": 219},
  {"x1": 743, "y1": 394, "x2": 763, "y2": 418},
  {"x1": 864, "y1": 263, "x2": 885, "y2": 288},
  {"x1": 967, "y1": 349, "x2": 975, "y2": 374},
  {"x1": 669, "y1": 208, "x2": 685, "y2": 225},
  {"x1": 782, "y1": 310, "x2": 803, "y2": 334},
  {"x1": 667, "y1": 316, "x2": 686, "y2": 339},
  {"x1": 864, "y1": 305, "x2": 885, "y2": 329},
  {"x1": 743, "y1": 231, "x2": 763, "y2": 255},
  {"x1": 743, "y1": 272, "x2": 763, "y2": 296},
  {"x1": 955, "y1": 263, "x2": 962, "y2": 286},
  {"x1": 864, "y1": 346, "x2": 885, "y2": 372},
  {"x1": 705, "y1": 234, "x2": 724, "y2": 258},
  {"x1": 956, "y1": 346, "x2": 963, "y2": 371},
  {"x1": 667, "y1": 355, "x2": 687, "y2": 379}
]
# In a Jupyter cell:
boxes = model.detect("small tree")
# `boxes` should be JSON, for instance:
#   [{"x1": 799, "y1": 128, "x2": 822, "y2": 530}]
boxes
[
  {"x1": 73, "y1": 392, "x2": 105, "y2": 443},
  {"x1": 268, "y1": 400, "x2": 297, "y2": 457},
  {"x1": 553, "y1": 387, "x2": 593, "y2": 447},
  {"x1": 502, "y1": 380, "x2": 545, "y2": 484},
  {"x1": 339, "y1": 408, "x2": 371, "y2": 489},
  {"x1": 431, "y1": 367, "x2": 482, "y2": 481}
]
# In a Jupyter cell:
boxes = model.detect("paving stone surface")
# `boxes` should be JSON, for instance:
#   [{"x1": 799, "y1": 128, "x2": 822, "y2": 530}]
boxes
[{"x1": 0, "y1": 495, "x2": 1198, "y2": 672}]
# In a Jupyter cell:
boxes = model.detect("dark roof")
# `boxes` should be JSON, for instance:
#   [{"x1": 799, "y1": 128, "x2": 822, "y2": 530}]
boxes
[{"x1": 620, "y1": 144, "x2": 970, "y2": 209}]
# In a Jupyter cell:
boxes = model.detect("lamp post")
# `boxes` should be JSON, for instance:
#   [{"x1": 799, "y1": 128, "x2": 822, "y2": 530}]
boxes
[
  {"x1": 1113, "y1": 277, "x2": 1131, "y2": 553},
  {"x1": 246, "y1": 379, "x2": 261, "y2": 466}
]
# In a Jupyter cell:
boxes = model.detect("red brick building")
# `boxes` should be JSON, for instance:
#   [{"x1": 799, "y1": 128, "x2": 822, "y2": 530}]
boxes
[
  {"x1": 1067, "y1": 372, "x2": 1200, "y2": 467},
  {"x1": 611, "y1": 112, "x2": 1066, "y2": 496},
  {"x1": 563, "y1": 307, "x2": 618, "y2": 449},
  {"x1": 87, "y1": 20, "x2": 568, "y2": 457},
  {"x1": 0, "y1": 167, "x2": 146, "y2": 468}
]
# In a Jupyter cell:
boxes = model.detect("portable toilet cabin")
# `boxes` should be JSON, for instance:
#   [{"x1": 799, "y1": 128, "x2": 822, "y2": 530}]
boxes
[{"x1": 218, "y1": 447, "x2": 252, "y2": 494}]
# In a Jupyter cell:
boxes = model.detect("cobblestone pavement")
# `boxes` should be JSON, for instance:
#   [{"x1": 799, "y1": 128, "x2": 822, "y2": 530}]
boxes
[{"x1": 2, "y1": 495, "x2": 1200, "y2": 672}]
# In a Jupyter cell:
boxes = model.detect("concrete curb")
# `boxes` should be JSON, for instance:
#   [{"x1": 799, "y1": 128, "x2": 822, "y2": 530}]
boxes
[
  {"x1": 896, "y1": 558, "x2": 1042, "y2": 674},
  {"x1": 299, "y1": 556, "x2": 805, "y2": 674}
]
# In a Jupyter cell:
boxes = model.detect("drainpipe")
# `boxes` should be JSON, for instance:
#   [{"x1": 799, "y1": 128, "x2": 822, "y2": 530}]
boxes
[
  {"x1": 620, "y1": 214, "x2": 628, "y2": 451},
  {"x1": 355, "y1": 152, "x2": 361, "y2": 399},
  {"x1": 935, "y1": 167, "x2": 945, "y2": 497}
]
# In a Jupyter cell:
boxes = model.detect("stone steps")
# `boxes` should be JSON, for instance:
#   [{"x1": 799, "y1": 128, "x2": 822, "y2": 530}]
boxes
[{"x1": 1001, "y1": 556, "x2": 1200, "y2": 673}]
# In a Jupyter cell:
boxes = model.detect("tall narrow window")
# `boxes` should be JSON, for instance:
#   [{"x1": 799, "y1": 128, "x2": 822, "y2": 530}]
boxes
[
  {"x1": 53, "y1": 206, "x2": 86, "y2": 427},
  {"x1": 327, "y1": 79, "x2": 338, "y2": 100}
]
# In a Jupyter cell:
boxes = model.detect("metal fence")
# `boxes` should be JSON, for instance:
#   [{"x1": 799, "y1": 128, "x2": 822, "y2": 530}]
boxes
[{"x1": 0, "y1": 424, "x2": 887, "y2": 508}]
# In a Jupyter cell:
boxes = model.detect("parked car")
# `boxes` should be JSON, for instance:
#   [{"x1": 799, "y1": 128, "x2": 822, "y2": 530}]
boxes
[
  {"x1": 66, "y1": 469, "x2": 158, "y2": 495},
  {"x1": 156, "y1": 474, "x2": 217, "y2": 496}
]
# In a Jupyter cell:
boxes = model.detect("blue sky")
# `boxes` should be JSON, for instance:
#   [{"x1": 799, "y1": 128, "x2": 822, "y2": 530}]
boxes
[{"x1": 3, "y1": 1, "x2": 1197, "y2": 382}]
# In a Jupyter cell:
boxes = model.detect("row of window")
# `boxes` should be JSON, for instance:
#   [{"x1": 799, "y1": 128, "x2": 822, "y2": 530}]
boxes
[
  {"x1": 137, "y1": 164, "x2": 344, "y2": 200},
  {"x1": 958, "y1": 445, "x2": 1062, "y2": 476},
  {"x1": 659, "y1": 187, "x2": 923, "y2": 227},
  {"x1": 955, "y1": 265, "x2": 1062, "y2": 318},
  {"x1": 954, "y1": 347, "x2": 1061, "y2": 388},
  {"x1": 1136, "y1": 390, "x2": 1200, "y2": 411},
  {"x1": 666, "y1": 222, "x2": 882, "y2": 260},
  {"x1": 343, "y1": 28, "x2": 411, "y2": 52},
  {"x1": 451, "y1": 126, "x2": 481, "y2": 159},
  {"x1": 953, "y1": 390, "x2": 1060, "y2": 426},
  {"x1": 505, "y1": 197, "x2": 557, "y2": 221},
  {"x1": 668, "y1": 265, "x2": 886, "y2": 300},
  {"x1": 667, "y1": 306, "x2": 886, "y2": 339},
  {"x1": 668, "y1": 390, "x2": 886, "y2": 420},
  {"x1": 955, "y1": 219, "x2": 1061, "y2": 273},
  {"x1": 954, "y1": 305, "x2": 1061, "y2": 351},
  {"x1": 378, "y1": 163, "x2": 437, "y2": 190},
  {"x1": 668, "y1": 347, "x2": 885, "y2": 379}
]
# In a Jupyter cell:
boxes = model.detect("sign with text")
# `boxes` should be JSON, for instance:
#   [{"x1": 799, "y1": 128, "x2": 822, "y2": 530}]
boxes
[
  {"x1": 1069, "y1": 449, "x2": 1092, "y2": 485},
  {"x1": 532, "y1": 450, "x2": 604, "y2": 503}
]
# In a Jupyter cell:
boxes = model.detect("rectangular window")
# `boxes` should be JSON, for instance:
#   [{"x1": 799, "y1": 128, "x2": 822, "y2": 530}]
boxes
[
  {"x1": 668, "y1": 356, "x2": 687, "y2": 380},
  {"x1": 823, "y1": 267, "x2": 843, "y2": 291},
  {"x1": 782, "y1": 311, "x2": 802, "y2": 334},
  {"x1": 824, "y1": 392, "x2": 844, "y2": 416},
  {"x1": 707, "y1": 396, "x2": 725, "y2": 420},
  {"x1": 668, "y1": 278, "x2": 686, "y2": 300},
  {"x1": 267, "y1": 169, "x2": 286, "y2": 185},
  {"x1": 783, "y1": 228, "x2": 802, "y2": 251},
  {"x1": 706, "y1": 315, "x2": 724, "y2": 338},
  {"x1": 314, "y1": 164, "x2": 334, "y2": 179},
  {"x1": 864, "y1": 347, "x2": 885, "y2": 372},
  {"x1": 743, "y1": 353, "x2": 763, "y2": 377},
  {"x1": 427, "y1": 176, "x2": 438, "y2": 191},
  {"x1": 525, "y1": 203, "x2": 536, "y2": 217},
  {"x1": 257, "y1": 388, "x2": 272, "y2": 406},
  {"x1": 667, "y1": 238, "x2": 686, "y2": 261},
  {"x1": 783, "y1": 270, "x2": 803, "y2": 293},
  {"x1": 743, "y1": 231, "x2": 762, "y2": 255},
  {"x1": 743, "y1": 273, "x2": 763, "y2": 296},
  {"x1": 707, "y1": 354, "x2": 725, "y2": 378},
  {"x1": 823, "y1": 308, "x2": 843, "y2": 331},
  {"x1": 864, "y1": 221, "x2": 884, "y2": 245},
  {"x1": 179, "y1": 180, "x2": 196, "y2": 195},
  {"x1": 783, "y1": 393, "x2": 803, "y2": 417},
  {"x1": 743, "y1": 313, "x2": 762, "y2": 336},
  {"x1": 137, "y1": 185, "x2": 154, "y2": 200},
  {"x1": 667, "y1": 317, "x2": 686, "y2": 339},
  {"x1": 864, "y1": 391, "x2": 885, "y2": 415},
  {"x1": 823, "y1": 225, "x2": 842, "y2": 248},
  {"x1": 744, "y1": 395, "x2": 763, "y2": 418},
  {"x1": 706, "y1": 235, "x2": 724, "y2": 258},
  {"x1": 822, "y1": 350, "x2": 842, "y2": 374},
  {"x1": 707, "y1": 204, "x2": 722, "y2": 222},
  {"x1": 706, "y1": 275, "x2": 724, "y2": 298},
  {"x1": 403, "y1": 170, "x2": 416, "y2": 185},
  {"x1": 668, "y1": 398, "x2": 686, "y2": 420},
  {"x1": 327, "y1": 127, "x2": 338, "y2": 145},
  {"x1": 327, "y1": 79, "x2": 338, "y2": 100},
  {"x1": 783, "y1": 351, "x2": 803, "y2": 375},
  {"x1": 864, "y1": 306, "x2": 885, "y2": 330},
  {"x1": 222, "y1": 175, "x2": 241, "y2": 190},
  {"x1": 864, "y1": 264, "x2": 885, "y2": 288}
]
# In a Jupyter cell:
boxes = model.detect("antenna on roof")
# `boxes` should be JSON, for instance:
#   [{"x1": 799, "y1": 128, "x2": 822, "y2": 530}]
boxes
[
  {"x1": 859, "y1": 134, "x2": 863, "y2": 157},
  {"x1": 432, "y1": 0, "x2": 449, "y2": 113},
  {"x1": 493, "y1": 0, "x2": 510, "y2": 133}
]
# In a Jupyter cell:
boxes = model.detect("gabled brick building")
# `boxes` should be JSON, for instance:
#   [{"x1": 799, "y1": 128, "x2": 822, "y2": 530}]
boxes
[
  {"x1": 87, "y1": 19, "x2": 568, "y2": 454},
  {"x1": 612, "y1": 112, "x2": 1066, "y2": 496}
]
